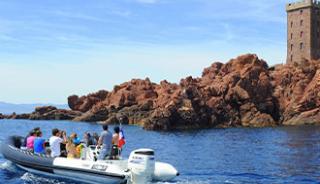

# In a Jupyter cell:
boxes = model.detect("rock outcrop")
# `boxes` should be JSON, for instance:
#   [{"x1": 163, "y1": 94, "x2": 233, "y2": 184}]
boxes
[
  {"x1": 270, "y1": 59, "x2": 320, "y2": 125},
  {"x1": 63, "y1": 54, "x2": 320, "y2": 130},
  {"x1": 5, "y1": 106, "x2": 82, "y2": 121},
  {"x1": 68, "y1": 90, "x2": 108, "y2": 112},
  {"x1": 5, "y1": 54, "x2": 320, "y2": 130}
]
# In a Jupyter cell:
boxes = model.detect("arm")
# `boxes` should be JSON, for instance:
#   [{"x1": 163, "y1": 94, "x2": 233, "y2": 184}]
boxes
[
  {"x1": 98, "y1": 136, "x2": 103, "y2": 146},
  {"x1": 62, "y1": 131, "x2": 67, "y2": 143},
  {"x1": 42, "y1": 140, "x2": 46, "y2": 149}
]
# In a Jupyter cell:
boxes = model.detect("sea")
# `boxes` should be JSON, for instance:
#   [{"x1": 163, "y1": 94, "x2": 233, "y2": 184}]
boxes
[{"x1": 0, "y1": 119, "x2": 319, "y2": 184}]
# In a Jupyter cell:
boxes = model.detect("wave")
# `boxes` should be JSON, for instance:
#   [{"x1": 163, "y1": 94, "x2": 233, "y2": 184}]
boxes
[
  {"x1": 21, "y1": 173, "x2": 69, "y2": 184},
  {"x1": 154, "y1": 180, "x2": 212, "y2": 184},
  {"x1": 0, "y1": 161, "x2": 20, "y2": 173}
]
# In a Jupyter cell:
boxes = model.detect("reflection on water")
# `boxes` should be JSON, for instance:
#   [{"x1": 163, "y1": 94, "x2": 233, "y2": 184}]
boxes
[
  {"x1": 275, "y1": 126, "x2": 320, "y2": 183},
  {"x1": 0, "y1": 120, "x2": 319, "y2": 184}
]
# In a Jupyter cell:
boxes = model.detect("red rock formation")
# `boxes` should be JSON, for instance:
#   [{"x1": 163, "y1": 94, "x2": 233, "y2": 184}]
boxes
[
  {"x1": 28, "y1": 106, "x2": 82, "y2": 120},
  {"x1": 69, "y1": 54, "x2": 320, "y2": 130},
  {"x1": 271, "y1": 59, "x2": 320, "y2": 125},
  {"x1": 68, "y1": 90, "x2": 108, "y2": 112},
  {"x1": 9, "y1": 53, "x2": 320, "y2": 130},
  {"x1": 199, "y1": 54, "x2": 278, "y2": 127}
]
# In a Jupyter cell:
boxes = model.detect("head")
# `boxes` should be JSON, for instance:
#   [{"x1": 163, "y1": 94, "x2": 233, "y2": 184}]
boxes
[
  {"x1": 52, "y1": 128, "x2": 60, "y2": 136},
  {"x1": 33, "y1": 127, "x2": 40, "y2": 132},
  {"x1": 102, "y1": 124, "x2": 108, "y2": 131},
  {"x1": 70, "y1": 133, "x2": 77, "y2": 139},
  {"x1": 84, "y1": 132, "x2": 91, "y2": 139},
  {"x1": 36, "y1": 131, "x2": 42, "y2": 137},
  {"x1": 31, "y1": 130, "x2": 37, "y2": 136},
  {"x1": 28, "y1": 130, "x2": 34, "y2": 136},
  {"x1": 114, "y1": 126, "x2": 120, "y2": 134}
]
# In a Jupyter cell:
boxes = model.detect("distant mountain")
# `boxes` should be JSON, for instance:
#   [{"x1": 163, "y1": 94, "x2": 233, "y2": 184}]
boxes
[{"x1": 0, "y1": 102, "x2": 68, "y2": 115}]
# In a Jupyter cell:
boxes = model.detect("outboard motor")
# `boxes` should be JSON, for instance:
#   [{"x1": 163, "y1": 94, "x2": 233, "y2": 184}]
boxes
[{"x1": 128, "y1": 149, "x2": 155, "y2": 183}]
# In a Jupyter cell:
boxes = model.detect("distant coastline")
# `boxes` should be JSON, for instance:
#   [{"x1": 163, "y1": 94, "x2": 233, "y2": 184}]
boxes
[
  {"x1": 1, "y1": 54, "x2": 320, "y2": 131},
  {"x1": 0, "y1": 102, "x2": 68, "y2": 115}
]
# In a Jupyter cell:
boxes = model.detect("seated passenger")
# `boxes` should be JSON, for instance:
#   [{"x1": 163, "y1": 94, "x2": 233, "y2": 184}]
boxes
[
  {"x1": 70, "y1": 133, "x2": 81, "y2": 146},
  {"x1": 26, "y1": 130, "x2": 37, "y2": 150},
  {"x1": 33, "y1": 131, "x2": 45, "y2": 154},
  {"x1": 49, "y1": 128, "x2": 67, "y2": 157},
  {"x1": 83, "y1": 132, "x2": 94, "y2": 147},
  {"x1": 92, "y1": 132, "x2": 99, "y2": 145},
  {"x1": 66, "y1": 137, "x2": 78, "y2": 159},
  {"x1": 76, "y1": 144, "x2": 84, "y2": 158},
  {"x1": 23, "y1": 127, "x2": 41, "y2": 148}
]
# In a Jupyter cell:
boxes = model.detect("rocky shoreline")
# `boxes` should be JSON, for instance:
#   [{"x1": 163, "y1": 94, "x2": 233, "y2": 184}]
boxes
[{"x1": 1, "y1": 54, "x2": 320, "y2": 130}]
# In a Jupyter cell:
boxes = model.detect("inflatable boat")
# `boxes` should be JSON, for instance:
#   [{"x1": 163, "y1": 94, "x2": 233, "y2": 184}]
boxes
[{"x1": 0, "y1": 136, "x2": 179, "y2": 184}]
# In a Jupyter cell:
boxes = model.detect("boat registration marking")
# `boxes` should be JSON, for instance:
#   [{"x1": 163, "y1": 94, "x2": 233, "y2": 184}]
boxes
[
  {"x1": 92, "y1": 164, "x2": 108, "y2": 171},
  {"x1": 81, "y1": 163, "x2": 91, "y2": 167}
]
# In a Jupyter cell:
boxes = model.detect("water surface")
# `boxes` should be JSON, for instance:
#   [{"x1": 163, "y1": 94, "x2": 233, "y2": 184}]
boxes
[{"x1": 0, "y1": 120, "x2": 319, "y2": 184}]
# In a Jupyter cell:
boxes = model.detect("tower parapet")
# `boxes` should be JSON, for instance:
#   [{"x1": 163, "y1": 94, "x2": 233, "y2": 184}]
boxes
[{"x1": 286, "y1": 0, "x2": 320, "y2": 12}]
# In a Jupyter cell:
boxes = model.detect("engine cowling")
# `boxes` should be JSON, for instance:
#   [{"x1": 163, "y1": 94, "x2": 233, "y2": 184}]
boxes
[
  {"x1": 128, "y1": 149, "x2": 155, "y2": 183},
  {"x1": 153, "y1": 162, "x2": 179, "y2": 181}
]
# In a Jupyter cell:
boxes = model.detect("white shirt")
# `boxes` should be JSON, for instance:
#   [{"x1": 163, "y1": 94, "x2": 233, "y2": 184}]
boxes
[{"x1": 49, "y1": 136, "x2": 63, "y2": 157}]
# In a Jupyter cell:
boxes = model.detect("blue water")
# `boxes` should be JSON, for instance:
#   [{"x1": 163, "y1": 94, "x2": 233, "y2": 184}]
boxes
[{"x1": 0, "y1": 120, "x2": 319, "y2": 184}]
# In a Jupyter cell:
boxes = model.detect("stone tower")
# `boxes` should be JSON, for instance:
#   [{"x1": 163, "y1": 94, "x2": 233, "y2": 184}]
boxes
[{"x1": 286, "y1": 0, "x2": 320, "y2": 64}]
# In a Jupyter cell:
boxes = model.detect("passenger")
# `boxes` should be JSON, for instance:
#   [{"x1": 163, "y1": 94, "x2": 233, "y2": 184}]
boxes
[
  {"x1": 34, "y1": 131, "x2": 45, "y2": 154},
  {"x1": 112, "y1": 127, "x2": 120, "y2": 146},
  {"x1": 26, "y1": 130, "x2": 37, "y2": 150},
  {"x1": 70, "y1": 133, "x2": 81, "y2": 146},
  {"x1": 111, "y1": 126, "x2": 120, "y2": 159},
  {"x1": 92, "y1": 132, "x2": 99, "y2": 145},
  {"x1": 49, "y1": 128, "x2": 67, "y2": 157},
  {"x1": 60, "y1": 131, "x2": 68, "y2": 157},
  {"x1": 76, "y1": 144, "x2": 85, "y2": 158},
  {"x1": 22, "y1": 131, "x2": 32, "y2": 148},
  {"x1": 83, "y1": 132, "x2": 94, "y2": 147},
  {"x1": 66, "y1": 137, "x2": 78, "y2": 159},
  {"x1": 97, "y1": 125, "x2": 112, "y2": 160},
  {"x1": 23, "y1": 127, "x2": 41, "y2": 147}
]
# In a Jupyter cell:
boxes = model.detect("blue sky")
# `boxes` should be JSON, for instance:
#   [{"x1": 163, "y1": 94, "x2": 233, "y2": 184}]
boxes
[{"x1": 0, "y1": 0, "x2": 289, "y2": 104}]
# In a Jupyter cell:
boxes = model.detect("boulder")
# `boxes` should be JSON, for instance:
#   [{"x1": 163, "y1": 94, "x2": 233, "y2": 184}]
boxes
[{"x1": 68, "y1": 90, "x2": 109, "y2": 112}]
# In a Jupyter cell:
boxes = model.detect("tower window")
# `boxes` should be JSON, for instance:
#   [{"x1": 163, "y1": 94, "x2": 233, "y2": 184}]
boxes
[
  {"x1": 300, "y1": 20, "x2": 303, "y2": 26},
  {"x1": 300, "y1": 10, "x2": 303, "y2": 14},
  {"x1": 291, "y1": 33, "x2": 293, "y2": 39},
  {"x1": 291, "y1": 21, "x2": 293, "y2": 28},
  {"x1": 291, "y1": 55, "x2": 293, "y2": 62},
  {"x1": 300, "y1": 31, "x2": 303, "y2": 37},
  {"x1": 300, "y1": 42, "x2": 303, "y2": 50},
  {"x1": 291, "y1": 44, "x2": 293, "y2": 51}
]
